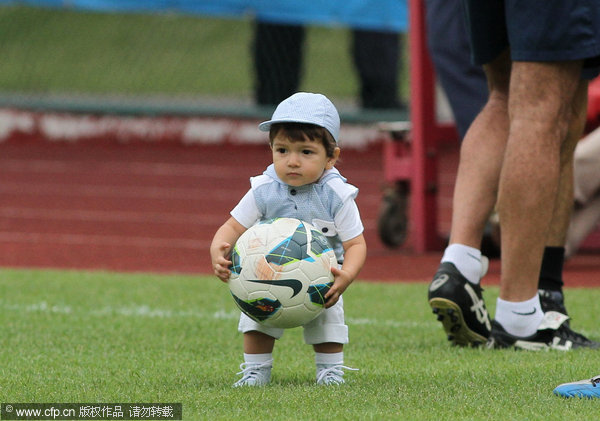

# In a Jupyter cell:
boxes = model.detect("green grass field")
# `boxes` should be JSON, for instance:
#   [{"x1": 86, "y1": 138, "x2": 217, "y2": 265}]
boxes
[
  {"x1": 2, "y1": 268, "x2": 599, "y2": 420},
  {"x1": 0, "y1": 5, "x2": 409, "y2": 103}
]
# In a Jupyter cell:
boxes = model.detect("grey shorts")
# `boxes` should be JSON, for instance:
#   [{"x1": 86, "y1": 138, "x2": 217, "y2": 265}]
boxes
[{"x1": 462, "y1": 0, "x2": 600, "y2": 78}]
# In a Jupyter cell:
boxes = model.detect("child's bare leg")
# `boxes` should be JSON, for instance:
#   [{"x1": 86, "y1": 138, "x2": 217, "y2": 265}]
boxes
[
  {"x1": 244, "y1": 330, "x2": 275, "y2": 353},
  {"x1": 313, "y1": 342, "x2": 343, "y2": 353},
  {"x1": 233, "y1": 331, "x2": 275, "y2": 387}
]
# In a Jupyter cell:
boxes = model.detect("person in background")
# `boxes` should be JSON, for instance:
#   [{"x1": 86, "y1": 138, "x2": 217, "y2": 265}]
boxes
[
  {"x1": 252, "y1": 20, "x2": 405, "y2": 110},
  {"x1": 425, "y1": 0, "x2": 600, "y2": 347},
  {"x1": 253, "y1": 21, "x2": 305, "y2": 106},
  {"x1": 351, "y1": 28, "x2": 404, "y2": 110},
  {"x1": 565, "y1": 126, "x2": 600, "y2": 258},
  {"x1": 425, "y1": 0, "x2": 487, "y2": 140},
  {"x1": 427, "y1": 0, "x2": 600, "y2": 350}
]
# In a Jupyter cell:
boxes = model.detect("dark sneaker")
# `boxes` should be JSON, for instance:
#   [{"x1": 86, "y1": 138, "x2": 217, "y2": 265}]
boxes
[
  {"x1": 555, "y1": 324, "x2": 600, "y2": 349},
  {"x1": 428, "y1": 262, "x2": 491, "y2": 347},
  {"x1": 538, "y1": 289, "x2": 600, "y2": 348},
  {"x1": 538, "y1": 289, "x2": 568, "y2": 317},
  {"x1": 487, "y1": 311, "x2": 600, "y2": 351}
]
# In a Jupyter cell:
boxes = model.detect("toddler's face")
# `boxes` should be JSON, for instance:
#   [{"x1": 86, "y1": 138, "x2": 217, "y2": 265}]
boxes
[{"x1": 271, "y1": 133, "x2": 337, "y2": 186}]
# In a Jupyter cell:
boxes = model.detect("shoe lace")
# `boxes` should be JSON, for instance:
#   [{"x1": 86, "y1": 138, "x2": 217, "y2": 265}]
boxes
[
  {"x1": 556, "y1": 324, "x2": 593, "y2": 344},
  {"x1": 316, "y1": 364, "x2": 358, "y2": 384},
  {"x1": 236, "y1": 361, "x2": 272, "y2": 381}
]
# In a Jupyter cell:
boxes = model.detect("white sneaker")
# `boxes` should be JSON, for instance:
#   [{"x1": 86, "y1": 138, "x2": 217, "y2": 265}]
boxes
[
  {"x1": 316, "y1": 364, "x2": 358, "y2": 385},
  {"x1": 233, "y1": 360, "x2": 272, "y2": 387}
]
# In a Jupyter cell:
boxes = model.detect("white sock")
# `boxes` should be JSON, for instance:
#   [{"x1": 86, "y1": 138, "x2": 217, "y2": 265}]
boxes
[
  {"x1": 315, "y1": 352, "x2": 343, "y2": 367},
  {"x1": 494, "y1": 295, "x2": 544, "y2": 337},
  {"x1": 441, "y1": 244, "x2": 484, "y2": 284},
  {"x1": 244, "y1": 353, "x2": 273, "y2": 366}
]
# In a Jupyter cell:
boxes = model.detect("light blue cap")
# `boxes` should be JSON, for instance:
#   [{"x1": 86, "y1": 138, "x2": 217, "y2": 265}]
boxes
[{"x1": 258, "y1": 92, "x2": 340, "y2": 143}]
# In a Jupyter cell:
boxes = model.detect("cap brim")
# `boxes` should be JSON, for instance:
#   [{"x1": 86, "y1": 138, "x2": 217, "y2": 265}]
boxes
[{"x1": 258, "y1": 118, "x2": 323, "y2": 132}]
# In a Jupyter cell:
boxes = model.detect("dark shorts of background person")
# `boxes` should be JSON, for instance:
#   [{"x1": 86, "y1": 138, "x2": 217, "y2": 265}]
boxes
[
  {"x1": 425, "y1": 0, "x2": 488, "y2": 139},
  {"x1": 462, "y1": 0, "x2": 600, "y2": 79}
]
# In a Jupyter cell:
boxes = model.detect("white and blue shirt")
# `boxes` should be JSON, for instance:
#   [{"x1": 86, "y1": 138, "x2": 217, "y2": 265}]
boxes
[{"x1": 230, "y1": 164, "x2": 363, "y2": 262}]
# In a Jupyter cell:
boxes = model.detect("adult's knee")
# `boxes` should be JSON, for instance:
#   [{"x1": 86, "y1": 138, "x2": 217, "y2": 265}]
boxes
[{"x1": 483, "y1": 49, "x2": 511, "y2": 96}]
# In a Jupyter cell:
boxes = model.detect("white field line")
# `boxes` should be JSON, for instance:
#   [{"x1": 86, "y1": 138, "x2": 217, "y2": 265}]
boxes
[
  {"x1": 0, "y1": 300, "x2": 435, "y2": 329},
  {"x1": 5, "y1": 300, "x2": 600, "y2": 337},
  {"x1": 0, "y1": 109, "x2": 384, "y2": 149},
  {"x1": 0, "y1": 231, "x2": 211, "y2": 249}
]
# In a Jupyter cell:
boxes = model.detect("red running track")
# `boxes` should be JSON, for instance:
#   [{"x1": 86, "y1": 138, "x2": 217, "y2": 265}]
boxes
[{"x1": 0, "y1": 138, "x2": 598, "y2": 287}]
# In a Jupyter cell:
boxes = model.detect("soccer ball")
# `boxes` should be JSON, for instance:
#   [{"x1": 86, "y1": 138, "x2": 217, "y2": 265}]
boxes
[{"x1": 228, "y1": 217, "x2": 337, "y2": 328}]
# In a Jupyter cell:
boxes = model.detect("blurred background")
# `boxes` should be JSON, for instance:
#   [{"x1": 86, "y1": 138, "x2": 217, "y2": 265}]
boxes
[
  {"x1": 1, "y1": 1, "x2": 599, "y2": 279},
  {"x1": 0, "y1": 1, "x2": 409, "y2": 120},
  {"x1": 0, "y1": 0, "x2": 438, "y2": 278}
]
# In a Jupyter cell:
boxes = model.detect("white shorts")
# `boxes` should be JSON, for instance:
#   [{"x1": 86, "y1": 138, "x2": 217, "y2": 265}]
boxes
[{"x1": 237, "y1": 296, "x2": 349, "y2": 345}]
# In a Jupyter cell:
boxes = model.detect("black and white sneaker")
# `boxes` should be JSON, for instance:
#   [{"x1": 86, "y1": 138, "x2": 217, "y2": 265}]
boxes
[
  {"x1": 538, "y1": 288, "x2": 600, "y2": 348},
  {"x1": 487, "y1": 311, "x2": 600, "y2": 351},
  {"x1": 538, "y1": 289, "x2": 568, "y2": 317},
  {"x1": 428, "y1": 262, "x2": 492, "y2": 347}
]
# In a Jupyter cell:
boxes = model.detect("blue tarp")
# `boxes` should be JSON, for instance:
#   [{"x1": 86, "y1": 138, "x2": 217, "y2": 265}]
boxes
[{"x1": 3, "y1": 0, "x2": 407, "y2": 31}]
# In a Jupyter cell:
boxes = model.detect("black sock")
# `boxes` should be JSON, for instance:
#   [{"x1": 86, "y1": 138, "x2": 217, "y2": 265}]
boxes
[{"x1": 538, "y1": 246, "x2": 565, "y2": 291}]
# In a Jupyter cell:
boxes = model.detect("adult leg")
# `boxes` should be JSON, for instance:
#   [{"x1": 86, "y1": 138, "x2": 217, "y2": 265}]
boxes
[
  {"x1": 351, "y1": 29, "x2": 402, "y2": 109},
  {"x1": 545, "y1": 80, "x2": 589, "y2": 249},
  {"x1": 573, "y1": 126, "x2": 600, "y2": 205},
  {"x1": 427, "y1": 51, "x2": 511, "y2": 346},
  {"x1": 448, "y1": 50, "x2": 511, "y2": 250},
  {"x1": 537, "y1": 80, "x2": 588, "y2": 315},
  {"x1": 497, "y1": 60, "x2": 583, "y2": 302},
  {"x1": 490, "y1": 68, "x2": 599, "y2": 348},
  {"x1": 566, "y1": 196, "x2": 600, "y2": 257},
  {"x1": 253, "y1": 21, "x2": 305, "y2": 105},
  {"x1": 566, "y1": 127, "x2": 600, "y2": 257}
]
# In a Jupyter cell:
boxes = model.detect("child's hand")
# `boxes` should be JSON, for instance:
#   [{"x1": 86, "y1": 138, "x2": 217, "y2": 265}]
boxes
[
  {"x1": 324, "y1": 266, "x2": 352, "y2": 308},
  {"x1": 212, "y1": 242, "x2": 233, "y2": 283},
  {"x1": 323, "y1": 234, "x2": 366, "y2": 307},
  {"x1": 210, "y1": 217, "x2": 246, "y2": 283}
]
